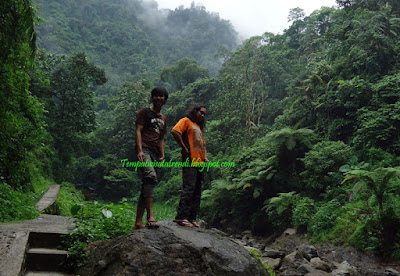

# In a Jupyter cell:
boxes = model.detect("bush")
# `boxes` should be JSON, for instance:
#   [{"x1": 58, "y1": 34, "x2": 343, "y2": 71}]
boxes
[
  {"x1": 65, "y1": 199, "x2": 176, "y2": 268},
  {"x1": 0, "y1": 183, "x2": 39, "y2": 222},
  {"x1": 349, "y1": 219, "x2": 380, "y2": 252},
  {"x1": 263, "y1": 192, "x2": 298, "y2": 231},
  {"x1": 300, "y1": 141, "x2": 352, "y2": 197},
  {"x1": 65, "y1": 199, "x2": 136, "y2": 267},
  {"x1": 55, "y1": 182, "x2": 85, "y2": 217},
  {"x1": 292, "y1": 197, "x2": 315, "y2": 233},
  {"x1": 309, "y1": 199, "x2": 343, "y2": 242},
  {"x1": 154, "y1": 173, "x2": 182, "y2": 206},
  {"x1": 323, "y1": 202, "x2": 364, "y2": 244}
]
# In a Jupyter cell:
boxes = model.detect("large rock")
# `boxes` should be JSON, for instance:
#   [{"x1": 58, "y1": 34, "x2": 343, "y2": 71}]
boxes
[{"x1": 77, "y1": 222, "x2": 269, "y2": 276}]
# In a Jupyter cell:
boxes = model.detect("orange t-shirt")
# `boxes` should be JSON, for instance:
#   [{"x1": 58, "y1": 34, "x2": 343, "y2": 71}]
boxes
[{"x1": 172, "y1": 117, "x2": 206, "y2": 164}]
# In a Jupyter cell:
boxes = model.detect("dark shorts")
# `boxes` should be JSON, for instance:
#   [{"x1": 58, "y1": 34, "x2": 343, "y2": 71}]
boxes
[{"x1": 139, "y1": 147, "x2": 159, "y2": 198}]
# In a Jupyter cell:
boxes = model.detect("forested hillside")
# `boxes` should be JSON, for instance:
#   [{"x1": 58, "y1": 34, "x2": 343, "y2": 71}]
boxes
[
  {"x1": 34, "y1": 0, "x2": 238, "y2": 83},
  {"x1": 33, "y1": 0, "x2": 238, "y2": 126},
  {"x1": 2, "y1": 0, "x2": 400, "y2": 264}
]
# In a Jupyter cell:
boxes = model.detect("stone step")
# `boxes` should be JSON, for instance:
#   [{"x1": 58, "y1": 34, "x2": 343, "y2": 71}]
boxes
[
  {"x1": 25, "y1": 271, "x2": 73, "y2": 276},
  {"x1": 25, "y1": 248, "x2": 69, "y2": 272},
  {"x1": 28, "y1": 248, "x2": 69, "y2": 254},
  {"x1": 28, "y1": 232, "x2": 65, "y2": 249}
]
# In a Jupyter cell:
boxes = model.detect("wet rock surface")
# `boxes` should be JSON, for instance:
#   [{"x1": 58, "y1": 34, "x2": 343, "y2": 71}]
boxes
[
  {"x1": 77, "y1": 221, "x2": 269, "y2": 276},
  {"x1": 235, "y1": 228, "x2": 400, "y2": 276}
]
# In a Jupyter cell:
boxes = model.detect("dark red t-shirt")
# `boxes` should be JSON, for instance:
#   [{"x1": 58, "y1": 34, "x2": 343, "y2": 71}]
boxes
[{"x1": 136, "y1": 108, "x2": 166, "y2": 156}]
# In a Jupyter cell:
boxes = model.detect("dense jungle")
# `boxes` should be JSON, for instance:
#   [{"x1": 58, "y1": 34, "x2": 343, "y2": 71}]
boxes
[{"x1": 2, "y1": 0, "x2": 400, "y2": 270}]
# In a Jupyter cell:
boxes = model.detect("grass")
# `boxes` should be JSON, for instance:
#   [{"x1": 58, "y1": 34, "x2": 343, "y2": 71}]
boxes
[
  {"x1": 152, "y1": 202, "x2": 177, "y2": 222},
  {"x1": 55, "y1": 182, "x2": 85, "y2": 216},
  {"x1": 0, "y1": 170, "x2": 53, "y2": 223}
]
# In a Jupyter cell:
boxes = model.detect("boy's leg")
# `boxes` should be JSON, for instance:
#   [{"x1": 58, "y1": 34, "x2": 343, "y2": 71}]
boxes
[
  {"x1": 145, "y1": 197, "x2": 155, "y2": 223},
  {"x1": 176, "y1": 167, "x2": 197, "y2": 220},
  {"x1": 141, "y1": 148, "x2": 158, "y2": 226},
  {"x1": 188, "y1": 169, "x2": 203, "y2": 222},
  {"x1": 134, "y1": 194, "x2": 146, "y2": 229}
]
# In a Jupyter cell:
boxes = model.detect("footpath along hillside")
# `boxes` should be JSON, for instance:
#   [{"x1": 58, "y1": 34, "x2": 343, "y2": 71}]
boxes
[{"x1": 0, "y1": 184, "x2": 74, "y2": 276}]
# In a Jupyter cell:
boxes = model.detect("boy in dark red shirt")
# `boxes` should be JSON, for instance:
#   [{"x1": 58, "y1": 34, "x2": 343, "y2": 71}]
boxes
[{"x1": 134, "y1": 87, "x2": 168, "y2": 230}]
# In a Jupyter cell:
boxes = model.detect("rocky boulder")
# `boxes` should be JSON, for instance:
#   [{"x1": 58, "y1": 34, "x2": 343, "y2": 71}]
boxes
[{"x1": 76, "y1": 221, "x2": 269, "y2": 276}]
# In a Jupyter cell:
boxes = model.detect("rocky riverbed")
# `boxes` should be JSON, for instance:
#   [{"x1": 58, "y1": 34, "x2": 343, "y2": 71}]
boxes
[{"x1": 234, "y1": 228, "x2": 400, "y2": 276}]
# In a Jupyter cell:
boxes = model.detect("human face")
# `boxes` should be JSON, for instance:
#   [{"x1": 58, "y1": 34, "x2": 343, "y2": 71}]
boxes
[
  {"x1": 152, "y1": 94, "x2": 166, "y2": 108},
  {"x1": 197, "y1": 107, "x2": 206, "y2": 123}
]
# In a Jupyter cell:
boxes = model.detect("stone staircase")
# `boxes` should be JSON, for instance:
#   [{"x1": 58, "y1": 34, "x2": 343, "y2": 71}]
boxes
[
  {"x1": 21, "y1": 185, "x2": 73, "y2": 276},
  {"x1": 23, "y1": 232, "x2": 71, "y2": 276},
  {"x1": 0, "y1": 184, "x2": 75, "y2": 276}
]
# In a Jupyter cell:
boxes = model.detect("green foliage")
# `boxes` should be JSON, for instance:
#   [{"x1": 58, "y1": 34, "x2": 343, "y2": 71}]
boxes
[
  {"x1": 263, "y1": 192, "x2": 299, "y2": 231},
  {"x1": 354, "y1": 102, "x2": 400, "y2": 154},
  {"x1": 9, "y1": 0, "x2": 400, "y2": 260},
  {"x1": 349, "y1": 219, "x2": 380, "y2": 253},
  {"x1": 65, "y1": 199, "x2": 176, "y2": 267},
  {"x1": 0, "y1": 0, "x2": 51, "y2": 188},
  {"x1": 55, "y1": 182, "x2": 85, "y2": 217},
  {"x1": 321, "y1": 201, "x2": 364, "y2": 244},
  {"x1": 292, "y1": 197, "x2": 316, "y2": 233},
  {"x1": 35, "y1": 0, "x2": 238, "y2": 88},
  {"x1": 249, "y1": 249, "x2": 277, "y2": 276},
  {"x1": 0, "y1": 183, "x2": 39, "y2": 222},
  {"x1": 342, "y1": 167, "x2": 400, "y2": 212},
  {"x1": 110, "y1": 80, "x2": 150, "y2": 159},
  {"x1": 154, "y1": 173, "x2": 182, "y2": 206},
  {"x1": 309, "y1": 199, "x2": 343, "y2": 242},
  {"x1": 48, "y1": 52, "x2": 106, "y2": 169},
  {"x1": 265, "y1": 128, "x2": 314, "y2": 166},
  {"x1": 65, "y1": 199, "x2": 136, "y2": 267},
  {"x1": 363, "y1": 147, "x2": 400, "y2": 169},
  {"x1": 342, "y1": 167, "x2": 400, "y2": 255},
  {"x1": 300, "y1": 141, "x2": 353, "y2": 197},
  {"x1": 161, "y1": 57, "x2": 209, "y2": 90},
  {"x1": 103, "y1": 169, "x2": 137, "y2": 199},
  {"x1": 339, "y1": 156, "x2": 369, "y2": 173},
  {"x1": 236, "y1": 156, "x2": 278, "y2": 198},
  {"x1": 201, "y1": 176, "x2": 255, "y2": 232}
]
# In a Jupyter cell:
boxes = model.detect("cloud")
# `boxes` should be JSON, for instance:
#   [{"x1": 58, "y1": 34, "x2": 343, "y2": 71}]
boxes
[{"x1": 152, "y1": 0, "x2": 337, "y2": 38}]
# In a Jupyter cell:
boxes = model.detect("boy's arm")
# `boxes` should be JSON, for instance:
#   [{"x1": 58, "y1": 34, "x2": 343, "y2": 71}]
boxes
[
  {"x1": 136, "y1": 124, "x2": 145, "y2": 162},
  {"x1": 159, "y1": 138, "x2": 165, "y2": 161},
  {"x1": 171, "y1": 129, "x2": 189, "y2": 155}
]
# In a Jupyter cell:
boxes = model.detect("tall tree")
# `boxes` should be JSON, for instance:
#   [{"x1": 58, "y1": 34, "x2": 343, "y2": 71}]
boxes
[
  {"x1": 0, "y1": 0, "x2": 50, "y2": 187},
  {"x1": 47, "y1": 53, "x2": 106, "y2": 178},
  {"x1": 160, "y1": 57, "x2": 209, "y2": 90}
]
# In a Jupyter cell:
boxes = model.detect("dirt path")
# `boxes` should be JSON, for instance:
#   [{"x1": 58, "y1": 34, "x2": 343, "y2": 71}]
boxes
[{"x1": 0, "y1": 184, "x2": 74, "y2": 276}]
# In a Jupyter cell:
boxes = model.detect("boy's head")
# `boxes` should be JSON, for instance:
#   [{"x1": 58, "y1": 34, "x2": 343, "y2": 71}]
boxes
[
  {"x1": 185, "y1": 103, "x2": 206, "y2": 130},
  {"x1": 151, "y1": 87, "x2": 168, "y2": 101}
]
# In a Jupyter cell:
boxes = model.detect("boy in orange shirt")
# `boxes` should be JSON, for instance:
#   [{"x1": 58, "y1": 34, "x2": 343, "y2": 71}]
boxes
[{"x1": 171, "y1": 104, "x2": 208, "y2": 227}]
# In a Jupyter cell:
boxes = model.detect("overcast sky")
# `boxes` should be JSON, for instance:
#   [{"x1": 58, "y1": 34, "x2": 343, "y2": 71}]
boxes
[{"x1": 154, "y1": 0, "x2": 338, "y2": 39}]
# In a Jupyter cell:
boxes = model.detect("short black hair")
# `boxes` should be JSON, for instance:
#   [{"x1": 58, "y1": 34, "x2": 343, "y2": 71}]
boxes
[{"x1": 151, "y1": 87, "x2": 168, "y2": 101}]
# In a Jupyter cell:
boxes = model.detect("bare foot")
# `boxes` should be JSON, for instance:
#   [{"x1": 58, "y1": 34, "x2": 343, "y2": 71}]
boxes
[
  {"x1": 190, "y1": 221, "x2": 200, "y2": 228},
  {"x1": 173, "y1": 219, "x2": 194, "y2": 227},
  {"x1": 134, "y1": 224, "x2": 146, "y2": 230}
]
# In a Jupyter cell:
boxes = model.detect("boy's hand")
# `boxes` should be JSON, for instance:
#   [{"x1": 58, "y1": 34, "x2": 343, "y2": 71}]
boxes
[
  {"x1": 182, "y1": 147, "x2": 189, "y2": 155},
  {"x1": 137, "y1": 151, "x2": 145, "y2": 162}
]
